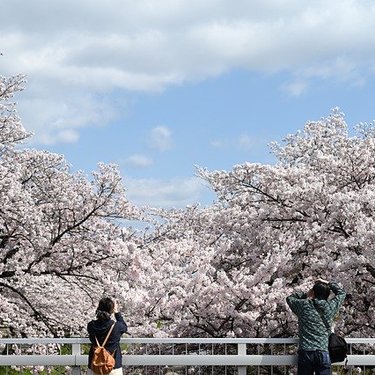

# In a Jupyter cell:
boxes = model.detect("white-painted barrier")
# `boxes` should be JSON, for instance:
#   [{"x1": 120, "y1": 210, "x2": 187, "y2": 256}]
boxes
[{"x1": 0, "y1": 337, "x2": 374, "y2": 374}]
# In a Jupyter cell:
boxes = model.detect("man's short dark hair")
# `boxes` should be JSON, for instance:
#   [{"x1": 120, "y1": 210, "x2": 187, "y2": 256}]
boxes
[{"x1": 313, "y1": 282, "x2": 330, "y2": 300}]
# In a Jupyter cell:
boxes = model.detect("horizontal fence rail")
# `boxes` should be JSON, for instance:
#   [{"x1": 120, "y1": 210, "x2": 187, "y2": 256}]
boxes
[{"x1": 0, "y1": 337, "x2": 374, "y2": 374}]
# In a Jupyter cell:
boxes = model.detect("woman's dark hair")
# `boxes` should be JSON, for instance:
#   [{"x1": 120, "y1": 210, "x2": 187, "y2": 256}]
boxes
[
  {"x1": 313, "y1": 282, "x2": 331, "y2": 300},
  {"x1": 96, "y1": 297, "x2": 114, "y2": 321}
]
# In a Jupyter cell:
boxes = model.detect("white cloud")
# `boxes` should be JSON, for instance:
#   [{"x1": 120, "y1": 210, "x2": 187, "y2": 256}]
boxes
[
  {"x1": 210, "y1": 134, "x2": 263, "y2": 151},
  {"x1": 3, "y1": 1, "x2": 375, "y2": 82},
  {"x1": 210, "y1": 139, "x2": 225, "y2": 148},
  {"x1": 302, "y1": 58, "x2": 366, "y2": 87},
  {"x1": 238, "y1": 134, "x2": 255, "y2": 150},
  {"x1": 148, "y1": 126, "x2": 173, "y2": 152},
  {"x1": 39, "y1": 129, "x2": 80, "y2": 145},
  {"x1": 16, "y1": 82, "x2": 119, "y2": 145},
  {"x1": 2, "y1": 0, "x2": 375, "y2": 144},
  {"x1": 121, "y1": 154, "x2": 153, "y2": 168},
  {"x1": 282, "y1": 80, "x2": 309, "y2": 97},
  {"x1": 124, "y1": 175, "x2": 214, "y2": 208}
]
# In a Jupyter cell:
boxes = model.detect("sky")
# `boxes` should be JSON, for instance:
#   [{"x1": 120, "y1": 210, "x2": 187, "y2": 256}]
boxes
[{"x1": 1, "y1": 0, "x2": 375, "y2": 208}]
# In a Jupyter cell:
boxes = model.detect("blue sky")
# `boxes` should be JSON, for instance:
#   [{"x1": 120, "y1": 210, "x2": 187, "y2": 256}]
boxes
[{"x1": 1, "y1": 0, "x2": 375, "y2": 207}]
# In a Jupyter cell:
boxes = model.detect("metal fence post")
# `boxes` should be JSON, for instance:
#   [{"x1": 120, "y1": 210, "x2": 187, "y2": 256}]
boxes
[
  {"x1": 72, "y1": 341, "x2": 81, "y2": 375},
  {"x1": 238, "y1": 343, "x2": 246, "y2": 375}
]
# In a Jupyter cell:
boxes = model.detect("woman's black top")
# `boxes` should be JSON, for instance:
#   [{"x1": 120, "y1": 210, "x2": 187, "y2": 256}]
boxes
[{"x1": 87, "y1": 312, "x2": 128, "y2": 369}]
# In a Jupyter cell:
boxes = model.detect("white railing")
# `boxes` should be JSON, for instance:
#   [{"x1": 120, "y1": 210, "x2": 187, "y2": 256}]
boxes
[{"x1": 0, "y1": 337, "x2": 374, "y2": 374}]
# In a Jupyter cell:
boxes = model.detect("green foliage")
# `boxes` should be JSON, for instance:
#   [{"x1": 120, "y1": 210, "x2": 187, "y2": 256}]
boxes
[{"x1": 0, "y1": 367, "x2": 67, "y2": 375}]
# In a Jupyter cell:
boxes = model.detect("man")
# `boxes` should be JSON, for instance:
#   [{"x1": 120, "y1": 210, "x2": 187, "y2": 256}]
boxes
[{"x1": 286, "y1": 279, "x2": 346, "y2": 374}]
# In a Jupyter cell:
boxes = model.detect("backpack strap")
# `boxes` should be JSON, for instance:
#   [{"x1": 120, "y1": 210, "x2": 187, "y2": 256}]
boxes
[
  {"x1": 313, "y1": 300, "x2": 348, "y2": 366},
  {"x1": 313, "y1": 300, "x2": 332, "y2": 333},
  {"x1": 95, "y1": 322, "x2": 116, "y2": 347}
]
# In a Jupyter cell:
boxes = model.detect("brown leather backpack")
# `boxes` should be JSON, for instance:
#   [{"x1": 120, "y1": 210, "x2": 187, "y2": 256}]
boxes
[{"x1": 91, "y1": 323, "x2": 116, "y2": 375}]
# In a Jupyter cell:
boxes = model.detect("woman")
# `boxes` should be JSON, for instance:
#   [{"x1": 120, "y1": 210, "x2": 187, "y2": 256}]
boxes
[{"x1": 87, "y1": 297, "x2": 128, "y2": 375}]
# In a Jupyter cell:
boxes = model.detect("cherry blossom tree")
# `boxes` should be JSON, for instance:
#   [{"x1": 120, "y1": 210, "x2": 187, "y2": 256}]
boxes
[
  {"x1": 0, "y1": 75, "x2": 140, "y2": 337},
  {"x1": 2, "y1": 73, "x2": 373, "y2": 341},
  {"x1": 123, "y1": 204, "x2": 294, "y2": 338},
  {"x1": 129, "y1": 109, "x2": 374, "y2": 338}
]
